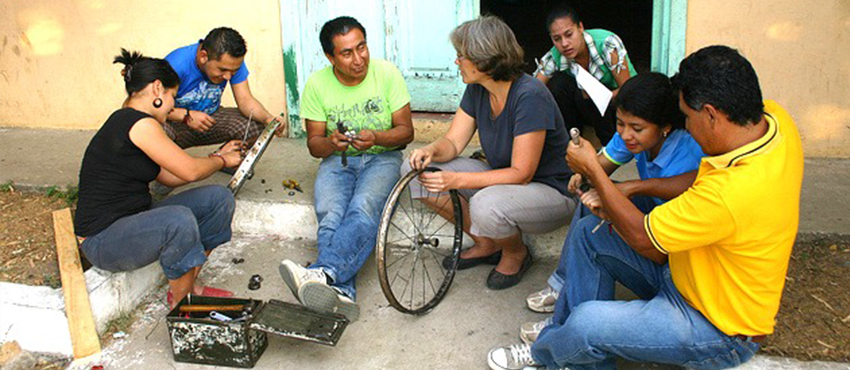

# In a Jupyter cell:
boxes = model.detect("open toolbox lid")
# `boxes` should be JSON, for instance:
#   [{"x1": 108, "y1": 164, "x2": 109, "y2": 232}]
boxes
[{"x1": 250, "y1": 299, "x2": 349, "y2": 346}]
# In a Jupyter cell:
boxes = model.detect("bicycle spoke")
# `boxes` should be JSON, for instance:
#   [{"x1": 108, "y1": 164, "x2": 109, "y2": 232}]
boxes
[
  {"x1": 423, "y1": 245, "x2": 450, "y2": 273},
  {"x1": 425, "y1": 218, "x2": 455, "y2": 241},
  {"x1": 385, "y1": 237, "x2": 409, "y2": 246},
  {"x1": 389, "y1": 249, "x2": 415, "y2": 287},
  {"x1": 396, "y1": 194, "x2": 425, "y2": 236},
  {"x1": 389, "y1": 221, "x2": 415, "y2": 243},
  {"x1": 386, "y1": 247, "x2": 415, "y2": 269},
  {"x1": 421, "y1": 194, "x2": 452, "y2": 233},
  {"x1": 407, "y1": 251, "x2": 420, "y2": 308},
  {"x1": 420, "y1": 252, "x2": 439, "y2": 296}
]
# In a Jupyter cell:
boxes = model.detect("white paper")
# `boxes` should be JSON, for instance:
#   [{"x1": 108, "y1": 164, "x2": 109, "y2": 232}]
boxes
[{"x1": 572, "y1": 64, "x2": 613, "y2": 116}]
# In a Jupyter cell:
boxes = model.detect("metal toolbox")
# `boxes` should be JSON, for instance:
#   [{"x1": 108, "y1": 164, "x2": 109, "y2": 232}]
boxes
[{"x1": 166, "y1": 295, "x2": 349, "y2": 368}]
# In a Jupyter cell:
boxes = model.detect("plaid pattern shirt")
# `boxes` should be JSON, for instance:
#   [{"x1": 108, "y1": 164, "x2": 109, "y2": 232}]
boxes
[{"x1": 535, "y1": 30, "x2": 629, "y2": 81}]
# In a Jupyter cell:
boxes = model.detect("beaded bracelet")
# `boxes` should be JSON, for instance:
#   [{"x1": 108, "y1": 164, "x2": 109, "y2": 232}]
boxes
[{"x1": 209, "y1": 152, "x2": 226, "y2": 168}]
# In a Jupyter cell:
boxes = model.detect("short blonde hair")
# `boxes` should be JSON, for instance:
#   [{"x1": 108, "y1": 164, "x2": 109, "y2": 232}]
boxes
[{"x1": 450, "y1": 15, "x2": 524, "y2": 82}]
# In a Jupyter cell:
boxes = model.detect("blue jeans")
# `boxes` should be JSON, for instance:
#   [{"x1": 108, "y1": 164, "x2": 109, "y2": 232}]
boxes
[
  {"x1": 80, "y1": 185, "x2": 235, "y2": 280},
  {"x1": 548, "y1": 197, "x2": 656, "y2": 293},
  {"x1": 531, "y1": 202, "x2": 760, "y2": 370},
  {"x1": 311, "y1": 151, "x2": 402, "y2": 300}
]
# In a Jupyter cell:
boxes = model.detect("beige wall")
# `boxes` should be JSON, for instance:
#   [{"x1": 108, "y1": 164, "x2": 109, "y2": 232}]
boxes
[
  {"x1": 0, "y1": 0, "x2": 286, "y2": 129},
  {"x1": 686, "y1": 0, "x2": 850, "y2": 158}
]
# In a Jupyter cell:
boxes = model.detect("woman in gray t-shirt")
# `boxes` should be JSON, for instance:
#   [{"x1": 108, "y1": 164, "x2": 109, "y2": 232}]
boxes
[{"x1": 404, "y1": 16, "x2": 577, "y2": 290}]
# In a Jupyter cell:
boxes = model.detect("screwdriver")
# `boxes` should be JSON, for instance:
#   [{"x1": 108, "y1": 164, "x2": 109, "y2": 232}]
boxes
[
  {"x1": 569, "y1": 128, "x2": 592, "y2": 192},
  {"x1": 570, "y1": 128, "x2": 607, "y2": 233}
]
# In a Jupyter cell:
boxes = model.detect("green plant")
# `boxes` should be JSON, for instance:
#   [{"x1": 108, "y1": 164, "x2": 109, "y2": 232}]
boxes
[
  {"x1": 0, "y1": 181, "x2": 13, "y2": 192},
  {"x1": 45, "y1": 185, "x2": 79, "y2": 206},
  {"x1": 43, "y1": 273, "x2": 62, "y2": 289}
]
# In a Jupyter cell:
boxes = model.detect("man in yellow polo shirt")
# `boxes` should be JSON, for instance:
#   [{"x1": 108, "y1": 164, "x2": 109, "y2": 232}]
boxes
[{"x1": 485, "y1": 45, "x2": 803, "y2": 370}]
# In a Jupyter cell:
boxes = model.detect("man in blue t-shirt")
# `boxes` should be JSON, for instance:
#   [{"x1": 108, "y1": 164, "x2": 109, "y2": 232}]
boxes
[{"x1": 163, "y1": 27, "x2": 285, "y2": 149}]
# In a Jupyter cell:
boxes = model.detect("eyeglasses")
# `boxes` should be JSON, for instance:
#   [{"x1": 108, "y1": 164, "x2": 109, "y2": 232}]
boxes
[{"x1": 455, "y1": 55, "x2": 467, "y2": 62}]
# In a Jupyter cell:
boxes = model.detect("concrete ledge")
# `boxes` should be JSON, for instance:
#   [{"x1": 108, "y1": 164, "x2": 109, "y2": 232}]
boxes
[
  {"x1": 0, "y1": 263, "x2": 163, "y2": 356},
  {"x1": 230, "y1": 198, "x2": 568, "y2": 258}
]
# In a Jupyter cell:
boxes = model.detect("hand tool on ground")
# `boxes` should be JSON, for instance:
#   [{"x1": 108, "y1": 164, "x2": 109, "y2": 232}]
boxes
[
  {"x1": 282, "y1": 179, "x2": 303, "y2": 193},
  {"x1": 248, "y1": 274, "x2": 263, "y2": 290}
]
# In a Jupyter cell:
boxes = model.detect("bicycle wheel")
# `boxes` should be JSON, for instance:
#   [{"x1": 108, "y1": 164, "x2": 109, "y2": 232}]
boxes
[{"x1": 376, "y1": 168, "x2": 463, "y2": 315}]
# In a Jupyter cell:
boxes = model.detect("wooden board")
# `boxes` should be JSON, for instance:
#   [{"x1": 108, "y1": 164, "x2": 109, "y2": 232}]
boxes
[{"x1": 53, "y1": 208, "x2": 101, "y2": 359}]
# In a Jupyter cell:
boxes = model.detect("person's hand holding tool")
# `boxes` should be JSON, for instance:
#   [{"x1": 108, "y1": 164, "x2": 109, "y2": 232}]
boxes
[
  {"x1": 217, "y1": 140, "x2": 245, "y2": 168},
  {"x1": 567, "y1": 128, "x2": 597, "y2": 187},
  {"x1": 269, "y1": 114, "x2": 288, "y2": 138},
  {"x1": 408, "y1": 147, "x2": 434, "y2": 171},
  {"x1": 351, "y1": 129, "x2": 375, "y2": 151},
  {"x1": 334, "y1": 121, "x2": 353, "y2": 167},
  {"x1": 187, "y1": 110, "x2": 216, "y2": 133}
]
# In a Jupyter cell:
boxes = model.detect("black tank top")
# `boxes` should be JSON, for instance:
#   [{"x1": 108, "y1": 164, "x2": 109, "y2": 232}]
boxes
[{"x1": 75, "y1": 108, "x2": 161, "y2": 236}]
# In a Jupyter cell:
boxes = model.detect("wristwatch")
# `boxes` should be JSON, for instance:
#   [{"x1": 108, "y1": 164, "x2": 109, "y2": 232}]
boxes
[{"x1": 182, "y1": 108, "x2": 192, "y2": 124}]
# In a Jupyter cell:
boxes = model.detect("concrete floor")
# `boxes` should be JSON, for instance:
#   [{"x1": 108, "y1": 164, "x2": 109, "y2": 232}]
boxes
[
  {"x1": 70, "y1": 235, "x2": 848, "y2": 370},
  {"x1": 72, "y1": 235, "x2": 681, "y2": 370}
]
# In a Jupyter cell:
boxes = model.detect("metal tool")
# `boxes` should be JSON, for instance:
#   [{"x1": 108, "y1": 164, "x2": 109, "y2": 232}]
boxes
[
  {"x1": 248, "y1": 274, "x2": 263, "y2": 290},
  {"x1": 336, "y1": 121, "x2": 350, "y2": 167},
  {"x1": 241, "y1": 110, "x2": 255, "y2": 148},
  {"x1": 336, "y1": 121, "x2": 359, "y2": 167},
  {"x1": 209, "y1": 311, "x2": 233, "y2": 322},
  {"x1": 179, "y1": 304, "x2": 248, "y2": 313},
  {"x1": 569, "y1": 128, "x2": 592, "y2": 193},
  {"x1": 282, "y1": 179, "x2": 303, "y2": 193},
  {"x1": 227, "y1": 113, "x2": 285, "y2": 195},
  {"x1": 591, "y1": 219, "x2": 607, "y2": 234}
]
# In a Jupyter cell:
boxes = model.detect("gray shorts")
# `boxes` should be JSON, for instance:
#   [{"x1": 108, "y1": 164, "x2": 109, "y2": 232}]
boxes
[{"x1": 401, "y1": 157, "x2": 577, "y2": 239}]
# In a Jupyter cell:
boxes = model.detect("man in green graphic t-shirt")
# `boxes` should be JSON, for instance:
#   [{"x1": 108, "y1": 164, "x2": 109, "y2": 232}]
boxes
[{"x1": 278, "y1": 16, "x2": 414, "y2": 322}]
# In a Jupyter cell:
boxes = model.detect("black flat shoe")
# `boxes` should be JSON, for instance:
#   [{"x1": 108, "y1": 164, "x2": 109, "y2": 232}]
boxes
[
  {"x1": 486, "y1": 252, "x2": 533, "y2": 290},
  {"x1": 443, "y1": 249, "x2": 502, "y2": 270}
]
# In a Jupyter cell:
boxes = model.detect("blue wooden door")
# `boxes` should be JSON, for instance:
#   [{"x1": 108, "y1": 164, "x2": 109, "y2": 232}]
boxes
[{"x1": 385, "y1": 0, "x2": 478, "y2": 111}]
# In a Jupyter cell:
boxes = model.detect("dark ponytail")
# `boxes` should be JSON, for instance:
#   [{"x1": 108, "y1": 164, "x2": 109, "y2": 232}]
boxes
[
  {"x1": 113, "y1": 48, "x2": 180, "y2": 95},
  {"x1": 614, "y1": 72, "x2": 685, "y2": 131}
]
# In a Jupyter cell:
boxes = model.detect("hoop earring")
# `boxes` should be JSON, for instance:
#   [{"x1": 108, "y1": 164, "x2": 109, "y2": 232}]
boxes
[{"x1": 153, "y1": 98, "x2": 163, "y2": 108}]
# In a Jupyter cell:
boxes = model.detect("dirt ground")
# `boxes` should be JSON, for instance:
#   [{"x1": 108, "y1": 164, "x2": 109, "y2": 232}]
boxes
[
  {"x1": 0, "y1": 189, "x2": 847, "y2": 362},
  {"x1": 0, "y1": 189, "x2": 74, "y2": 288}
]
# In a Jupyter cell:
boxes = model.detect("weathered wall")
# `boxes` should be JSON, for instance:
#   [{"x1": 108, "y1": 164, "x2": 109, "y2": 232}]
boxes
[
  {"x1": 0, "y1": 0, "x2": 286, "y2": 129},
  {"x1": 686, "y1": 0, "x2": 850, "y2": 158}
]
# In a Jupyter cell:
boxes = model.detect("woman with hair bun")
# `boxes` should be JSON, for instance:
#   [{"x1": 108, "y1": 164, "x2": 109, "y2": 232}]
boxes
[
  {"x1": 74, "y1": 49, "x2": 243, "y2": 307},
  {"x1": 404, "y1": 16, "x2": 577, "y2": 290}
]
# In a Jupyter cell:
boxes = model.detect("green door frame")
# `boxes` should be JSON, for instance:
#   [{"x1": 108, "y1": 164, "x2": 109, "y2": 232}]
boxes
[{"x1": 651, "y1": 0, "x2": 688, "y2": 75}]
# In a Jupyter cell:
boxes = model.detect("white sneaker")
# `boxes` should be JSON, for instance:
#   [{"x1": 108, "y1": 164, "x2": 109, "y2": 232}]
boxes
[
  {"x1": 526, "y1": 286, "x2": 559, "y2": 313},
  {"x1": 487, "y1": 343, "x2": 541, "y2": 370},
  {"x1": 300, "y1": 283, "x2": 360, "y2": 322},
  {"x1": 520, "y1": 317, "x2": 552, "y2": 344},
  {"x1": 279, "y1": 259, "x2": 327, "y2": 303}
]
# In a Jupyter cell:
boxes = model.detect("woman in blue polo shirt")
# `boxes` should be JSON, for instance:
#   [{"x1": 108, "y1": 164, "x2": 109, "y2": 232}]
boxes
[{"x1": 521, "y1": 72, "x2": 705, "y2": 341}]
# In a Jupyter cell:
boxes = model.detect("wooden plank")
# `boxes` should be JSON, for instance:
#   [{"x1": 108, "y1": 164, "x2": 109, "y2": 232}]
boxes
[{"x1": 53, "y1": 208, "x2": 101, "y2": 359}]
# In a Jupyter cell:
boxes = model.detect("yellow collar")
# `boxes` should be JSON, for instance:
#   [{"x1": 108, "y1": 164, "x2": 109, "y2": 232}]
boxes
[{"x1": 704, "y1": 114, "x2": 779, "y2": 169}]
